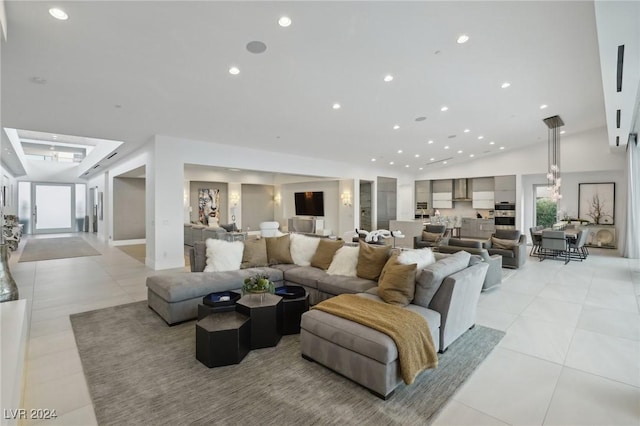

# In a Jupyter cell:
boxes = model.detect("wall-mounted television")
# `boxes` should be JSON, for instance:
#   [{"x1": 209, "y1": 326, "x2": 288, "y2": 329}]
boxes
[{"x1": 294, "y1": 191, "x2": 325, "y2": 217}]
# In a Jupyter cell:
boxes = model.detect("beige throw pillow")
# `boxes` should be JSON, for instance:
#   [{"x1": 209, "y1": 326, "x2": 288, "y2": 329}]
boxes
[
  {"x1": 356, "y1": 241, "x2": 391, "y2": 281},
  {"x1": 377, "y1": 255, "x2": 417, "y2": 306},
  {"x1": 491, "y1": 236, "x2": 517, "y2": 250},
  {"x1": 310, "y1": 239, "x2": 344, "y2": 270},
  {"x1": 241, "y1": 238, "x2": 268, "y2": 268},
  {"x1": 422, "y1": 231, "x2": 442, "y2": 243},
  {"x1": 265, "y1": 234, "x2": 294, "y2": 265}
]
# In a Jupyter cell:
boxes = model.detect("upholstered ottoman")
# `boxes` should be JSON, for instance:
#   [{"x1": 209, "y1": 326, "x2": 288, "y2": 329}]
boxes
[{"x1": 299, "y1": 293, "x2": 441, "y2": 399}]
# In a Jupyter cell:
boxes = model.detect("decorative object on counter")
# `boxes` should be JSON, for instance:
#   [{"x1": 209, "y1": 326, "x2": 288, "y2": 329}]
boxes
[{"x1": 543, "y1": 115, "x2": 564, "y2": 201}]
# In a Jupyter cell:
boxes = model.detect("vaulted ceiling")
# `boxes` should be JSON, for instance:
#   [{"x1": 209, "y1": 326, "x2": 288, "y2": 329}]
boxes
[{"x1": 1, "y1": 1, "x2": 637, "y2": 178}]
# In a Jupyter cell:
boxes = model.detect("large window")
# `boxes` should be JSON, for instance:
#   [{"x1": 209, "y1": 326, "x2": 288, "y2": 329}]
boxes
[{"x1": 535, "y1": 185, "x2": 557, "y2": 228}]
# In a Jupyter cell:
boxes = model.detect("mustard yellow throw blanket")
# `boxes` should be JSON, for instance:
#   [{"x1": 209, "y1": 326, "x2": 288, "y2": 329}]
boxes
[{"x1": 313, "y1": 294, "x2": 438, "y2": 384}]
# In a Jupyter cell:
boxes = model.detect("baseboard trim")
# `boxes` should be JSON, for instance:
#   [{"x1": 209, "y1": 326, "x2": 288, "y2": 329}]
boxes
[{"x1": 111, "y1": 239, "x2": 146, "y2": 246}]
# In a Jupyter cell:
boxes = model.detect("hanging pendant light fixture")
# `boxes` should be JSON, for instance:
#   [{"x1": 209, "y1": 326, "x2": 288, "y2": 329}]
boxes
[{"x1": 543, "y1": 115, "x2": 564, "y2": 201}]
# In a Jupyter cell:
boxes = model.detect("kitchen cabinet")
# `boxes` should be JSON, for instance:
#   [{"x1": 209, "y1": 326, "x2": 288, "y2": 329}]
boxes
[
  {"x1": 472, "y1": 177, "x2": 494, "y2": 192},
  {"x1": 461, "y1": 218, "x2": 476, "y2": 237},
  {"x1": 494, "y1": 175, "x2": 516, "y2": 203},
  {"x1": 460, "y1": 218, "x2": 495, "y2": 239},
  {"x1": 472, "y1": 191, "x2": 494, "y2": 209},
  {"x1": 432, "y1": 191, "x2": 452, "y2": 209},
  {"x1": 477, "y1": 219, "x2": 496, "y2": 239}
]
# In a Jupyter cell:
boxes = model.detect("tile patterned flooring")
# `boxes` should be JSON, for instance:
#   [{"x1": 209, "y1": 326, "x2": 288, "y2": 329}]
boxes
[{"x1": 9, "y1": 233, "x2": 640, "y2": 425}]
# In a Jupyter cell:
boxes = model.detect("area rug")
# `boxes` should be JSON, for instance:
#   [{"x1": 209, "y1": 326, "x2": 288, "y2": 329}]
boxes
[
  {"x1": 71, "y1": 301, "x2": 504, "y2": 425},
  {"x1": 19, "y1": 237, "x2": 101, "y2": 262}
]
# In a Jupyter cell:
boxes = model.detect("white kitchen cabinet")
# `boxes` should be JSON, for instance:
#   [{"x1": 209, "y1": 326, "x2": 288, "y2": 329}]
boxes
[
  {"x1": 472, "y1": 191, "x2": 494, "y2": 209},
  {"x1": 432, "y1": 191, "x2": 452, "y2": 209}
]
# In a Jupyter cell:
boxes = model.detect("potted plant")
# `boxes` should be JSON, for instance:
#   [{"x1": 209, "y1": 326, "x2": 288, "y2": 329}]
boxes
[{"x1": 242, "y1": 273, "x2": 275, "y2": 295}]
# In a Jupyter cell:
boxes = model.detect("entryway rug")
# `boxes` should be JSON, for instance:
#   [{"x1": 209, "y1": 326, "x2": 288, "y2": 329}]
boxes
[
  {"x1": 19, "y1": 237, "x2": 101, "y2": 262},
  {"x1": 70, "y1": 301, "x2": 504, "y2": 425}
]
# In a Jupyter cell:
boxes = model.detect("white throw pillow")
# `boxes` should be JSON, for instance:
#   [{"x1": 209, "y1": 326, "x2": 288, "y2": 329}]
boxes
[
  {"x1": 290, "y1": 233, "x2": 321, "y2": 266},
  {"x1": 327, "y1": 246, "x2": 360, "y2": 276},
  {"x1": 204, "y1": 239, "x2": 244, "y2": 272},
  {"x1": 397, "y1": 248, "x2": 436, "y2": 278}
]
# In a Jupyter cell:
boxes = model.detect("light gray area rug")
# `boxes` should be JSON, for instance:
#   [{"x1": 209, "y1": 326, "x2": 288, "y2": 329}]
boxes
[
  {"x1": 70, "y1": 301, "x2": 504, "y2": 426},
  {"x1": 19, "y1": 237, "x2": 101, "y2": 262}
]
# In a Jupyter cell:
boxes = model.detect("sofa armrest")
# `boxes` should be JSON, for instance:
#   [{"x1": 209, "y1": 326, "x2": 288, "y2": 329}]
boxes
[
  {"x1": 428, "y1": 262, "x2": 488, "y2": 351},
  {"x1": 189, "y1": 247, "x2": 196, "y2": 272}
]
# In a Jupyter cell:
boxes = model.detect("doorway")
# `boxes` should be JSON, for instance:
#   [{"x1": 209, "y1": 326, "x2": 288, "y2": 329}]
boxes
[
  {"x1": 32, "y1": 183, "x2": 75, "y2": 234},
  {"x1": 359, "y1": 181, "x2": 373, "y2": 231},
  {"x1": 534, "y1": 185, "x2": 557, "y2": 228}
]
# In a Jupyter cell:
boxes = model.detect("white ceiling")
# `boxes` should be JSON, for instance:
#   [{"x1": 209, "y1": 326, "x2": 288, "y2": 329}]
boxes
[{"x1": 0, "y1": 1, "x2": 634, "y2": 178}]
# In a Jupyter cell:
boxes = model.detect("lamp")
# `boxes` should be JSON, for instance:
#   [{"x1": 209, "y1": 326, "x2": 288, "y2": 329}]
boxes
[
  {"x1": 230, "y1": 192, "x2": 240, "y2": 207},
  {"x1": 341, "y1": 191, "x2": 352, "y2": 207},
  {"x1": 273, "y1": 193, "x2": 281, "y2": 206},
  {"x1": 543, "y1": 115, "x2": 564, "y2": 201}
]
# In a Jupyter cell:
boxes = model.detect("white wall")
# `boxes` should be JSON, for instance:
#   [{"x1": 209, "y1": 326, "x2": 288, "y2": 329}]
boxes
[
  {"x1": 277, "y1": 180, "x2": 340, "y2": 234},
  {"x1": 16, "y1": 161, "x2": 84, "y2": 183},
  {"x1": 1, "y1": 164, "x2": 18, "y2": 216}
]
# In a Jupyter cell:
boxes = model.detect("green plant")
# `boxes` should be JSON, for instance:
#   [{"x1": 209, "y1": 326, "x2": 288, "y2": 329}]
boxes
[
  {"x1": 242, "y1": 273, "x2": 275, "y2": 294},
  {"x1": 536, "y1": 198, "x2": 557, "y2": 228}
]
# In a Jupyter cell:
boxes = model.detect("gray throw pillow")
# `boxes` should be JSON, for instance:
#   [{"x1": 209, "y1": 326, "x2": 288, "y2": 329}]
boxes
[{"x1": 414, "y1": 250, "x2": 471, "y2": 308}]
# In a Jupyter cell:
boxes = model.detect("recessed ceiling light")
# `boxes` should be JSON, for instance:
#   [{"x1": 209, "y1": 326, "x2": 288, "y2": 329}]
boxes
[
  {"x1": 478, "y1": 136, "x2": 484, "y2": 140},
  {"x1": 500, "y1": 146, "x2": 505, "y2": 150},
  {"x1": 501, "y1": 82, "x2": 511, "y2": 89},
  {"x1": 560, "y1": 130, "x2": 566, "y2": 134},
  {"x1": 383, "y1": 75, "x2": 394, "y2": 82},
  {"x1": 444, "y1": 146, "x2": 449, "y2": 150},
  {"x1": 430, "y1": 158, "x2": 435, "y2": 161},
  {"x1": 464, "y1": 129, "x2": 470, "y2": 133},
  {"x1": 457, "y1": 150, "x2": 463, "y2": 154},
  {"x1": 489, "y1": 141, "x2": 495, "y2": 145},
  {"x1": 540, "y1": 104, "x2": 548, "y2": 109},
  {"x1": 419, "y1": 167, "x2": 423, "y2": 170},
  {"x1": 229, "y1": 66, "x2": 240, "y2": 75},
  {"x1": 470, "y1": 154, "x2": 475, "y2": 158},
  {"x1": 440, "y1": 106, "x2": 449, "y2": 112},
  {"x1": 49, "y1": 8, "x2": 68, "y2": 20},
  {"x1": 278, "y1": 16, "x2": 292, "y2": 27},
  {"x1": 52, "y1": 135, "x2": 58, "y2": 139},
  {"x1": 414, "y1": 154, "x2": 420, "y2": 158},
  {"x1": 393, "y1": 125, "x2": 400, "y2": 130},
  {"x1": 456, "y1": 34, "x2": 469, "y2": 44},
  {"x1": 371, "y1": 158, "x2": 376, "y2": 162},
  {"x1": 332, "y1": 103, "x2": 341, "y2": 110},
  {"x1": 397, "y1": 149, "x2": 403, "y2": 154},
  {"x1": 49, "y1": 145, "x2": 55, "y2": 150},
  {"x1": 389, "y1": 161, "x2": 394, "y2": 165},
  {"x1": 443, "y1": 161, "x2": 448, "y2": 164},
  {"x1": 428, "y1": 140, "x2": 434, "y2": 144},
  {"x1": 405, "y1": 165, "x2": 410, "y2": 168}
]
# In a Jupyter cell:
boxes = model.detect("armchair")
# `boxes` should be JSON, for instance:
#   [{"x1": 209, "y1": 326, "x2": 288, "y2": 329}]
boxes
[
  {"x1": 486, "y1": 229, "x2": 527, "y2": 269},
  {"x1": 436, "y1": 238, "x2": 502, "y2": 290},
  {"x1": 414, "y1": 225, "x2": 449, "y2": 249}
]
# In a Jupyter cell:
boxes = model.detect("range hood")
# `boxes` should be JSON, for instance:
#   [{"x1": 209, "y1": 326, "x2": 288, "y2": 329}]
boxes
[{"x1": 453, "y1": 178, "x2": 471, "y2": 200}]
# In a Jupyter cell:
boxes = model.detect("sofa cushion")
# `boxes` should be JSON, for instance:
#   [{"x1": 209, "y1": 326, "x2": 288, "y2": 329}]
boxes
[
  {"x1": 327, "y1": 245, "x2": 359, "y2": 277},
  {"x1": 397, "y1": 248, "x2": 436, "y2": 278},
  {"x1": 146, "y1": 267, "x2": 284, "y2": 303},
  {"x1": 414, "y1": 251, "x2": 471, "y2": 308},
  {"x1": 283, "y1": 266, "x2": 328, "y2": 289},
  {"x1": 494, "y1": 229, "x2": 521, "y2": 240},
  {"x1": 290, "y1": 233, "x2": 321, "y2": 266},
  {"x1": 490, "y1": 236, "x2": 517, "y2": 250},
  {"x1": 377, "y1": 256, "x2": 417, "y2": 306},
  {"x1": 203, "y1": 239, "x2": 244, "y2": 272},
  {"x1": 317, "y1": 274, "x2": 377, "y2": 295},
  {"x1": 310, "y1": 239, "x2": 344, "y2": 270},
  {"x1": 421, "y1": 231, "x2": 442, "y2": 243},
  {"x1": 241, "y1": 238, "x2": 268, "y2": 268},
  {"x1": 265, "y1": 234, "x2": 294, "y2": 265},
  {"x1": 488, "y1": 248, "x2": 515, "y2": 258},
  {"x1": 356, "y1": 242, "x2": 391, "y2": 281}
]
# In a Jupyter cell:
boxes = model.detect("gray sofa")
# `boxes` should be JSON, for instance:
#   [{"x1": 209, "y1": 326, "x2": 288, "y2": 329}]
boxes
[
  {"x1": 300, "y1": 252, "x2": 489, "y2": 399},
  {"x1": 183, "y1": 223, "x2": 239, "y2": 247},
  {"x1": 147, "y1": 241, "x2": 380, "y2": 325},
  {"x1": 436, "y1": 238, "x2": 502, "y2": 290}
]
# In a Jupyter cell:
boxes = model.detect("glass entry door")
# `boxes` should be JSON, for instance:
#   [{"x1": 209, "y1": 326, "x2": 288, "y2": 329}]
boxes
[{"x1": 33, "y1": 183, "x2": 75, "y2": 234}]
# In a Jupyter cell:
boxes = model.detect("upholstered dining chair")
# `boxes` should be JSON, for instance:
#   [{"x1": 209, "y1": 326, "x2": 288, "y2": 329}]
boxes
[
  {"x1": 540, "y1": 230, "x2": 569, "y2": 264},
  {"x1": 529, "y1": 226, "x2": 544, "y2": 256},
  {"x1": 567, "y1": 229, "x2": 590, "y2": 261}
]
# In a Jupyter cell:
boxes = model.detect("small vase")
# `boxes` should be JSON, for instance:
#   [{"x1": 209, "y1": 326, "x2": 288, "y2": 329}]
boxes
[{"x1": 0, "y1": 244, "x2": 19, "y2": 302}]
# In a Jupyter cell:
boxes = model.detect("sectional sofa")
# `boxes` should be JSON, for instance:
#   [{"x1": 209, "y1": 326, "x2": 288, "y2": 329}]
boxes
[{"x1": 146, "y1": 237, "x2": 489, "y2": 398}]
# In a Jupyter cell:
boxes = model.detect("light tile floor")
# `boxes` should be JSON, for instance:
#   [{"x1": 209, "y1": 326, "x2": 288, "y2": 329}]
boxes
[{"x1": 9, "y1": 233, "x2": 640, "y2": 425}]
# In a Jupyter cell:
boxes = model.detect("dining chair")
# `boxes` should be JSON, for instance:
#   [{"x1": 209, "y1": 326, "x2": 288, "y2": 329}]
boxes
[
  {"x1": 567, "y1": 229, "x2": 590, "y2": 261},
  {"x1": 540, "y1": 230, "x2": 569, "y2": 264}
]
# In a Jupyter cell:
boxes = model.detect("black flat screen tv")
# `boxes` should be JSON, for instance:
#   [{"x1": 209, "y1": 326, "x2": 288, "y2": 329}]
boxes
[{"x1": 294, "y1": 191, "x2": 325, "y2": 217}]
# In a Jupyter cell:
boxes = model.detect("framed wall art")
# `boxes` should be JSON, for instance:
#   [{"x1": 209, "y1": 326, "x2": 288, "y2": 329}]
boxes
[{"x1": 578, "y1": 182, "x2": 615, "y2": 225}]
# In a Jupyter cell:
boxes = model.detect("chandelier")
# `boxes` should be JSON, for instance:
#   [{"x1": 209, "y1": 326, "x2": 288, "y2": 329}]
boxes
[{"x1": 543, "y1": 115, "x2": 564, "y2": 201}]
